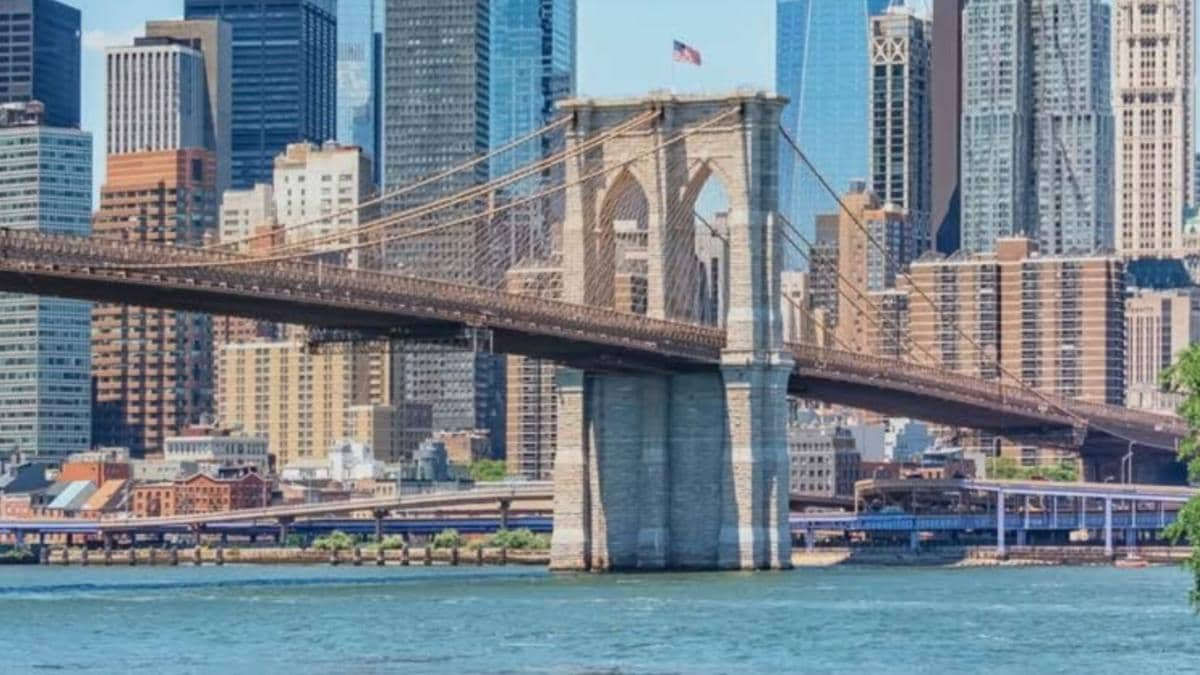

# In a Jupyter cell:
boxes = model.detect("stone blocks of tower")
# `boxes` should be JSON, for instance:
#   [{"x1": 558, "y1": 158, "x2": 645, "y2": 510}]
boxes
[{"x1": 550, "y1": 92, "x2": 794, "y2": 572}]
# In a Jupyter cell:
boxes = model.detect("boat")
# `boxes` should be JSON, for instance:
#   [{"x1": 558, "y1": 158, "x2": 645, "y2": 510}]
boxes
[{"x1": 1114, "y1": 555, "x2": 1149, "y2": 569}]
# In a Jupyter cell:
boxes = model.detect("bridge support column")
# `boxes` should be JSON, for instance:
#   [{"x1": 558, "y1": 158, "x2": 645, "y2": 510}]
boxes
[
  {"x1": 996, "y1": 491, "x2": 1006, "y2": 558},
  {"x1": 1104, "y1": 498, "x2": 1113, "y2": 557}
]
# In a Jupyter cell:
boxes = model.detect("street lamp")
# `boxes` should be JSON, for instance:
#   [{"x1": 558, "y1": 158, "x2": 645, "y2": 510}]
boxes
[{"x1": 1121, "y1": 442, "x2": 1135, "y2": 485}]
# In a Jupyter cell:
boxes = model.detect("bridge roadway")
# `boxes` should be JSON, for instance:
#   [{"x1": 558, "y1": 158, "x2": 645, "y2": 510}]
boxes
[{"x1": 0, "y1": 230, "x2": 1186, "y2": 452}]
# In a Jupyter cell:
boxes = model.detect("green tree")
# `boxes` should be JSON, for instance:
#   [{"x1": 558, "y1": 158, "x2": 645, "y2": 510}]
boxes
[
  {"x1": 430, "y1": 528, "x2": 466, "y2": 549},
  {"x1": 312, "y1": 530, "x2": 357, "y2": 551},
  {"x1": 986, "y1": 457, "x2": 1078, "y2": 482},
  {"x1": 1162, "y1": 346, "x2": 1200, "y2": 608},
  {"x1": 469, "y1": 459, "x2": 508, "y2": 482}
]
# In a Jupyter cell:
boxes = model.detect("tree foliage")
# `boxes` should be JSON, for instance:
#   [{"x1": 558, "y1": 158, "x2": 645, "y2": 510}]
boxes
[
  {"x1": 312, "y1": 530, "x2": 357, "y2": 551},
  {"x1": 486, "y1": 528, "x2": 550, "y2": 550},
  {"x1": 469, "y1": 459, "x2": 508, "y2": 482},
  {"x1": 986, "y1": 456, "x2": 1078, "y2": 482},
  {"x1": 430, "y1": 528, "x2": 466, "y2": 549},
  {"x1": 1162, "y1": 346, "x2": 1200, "y2": 609}
]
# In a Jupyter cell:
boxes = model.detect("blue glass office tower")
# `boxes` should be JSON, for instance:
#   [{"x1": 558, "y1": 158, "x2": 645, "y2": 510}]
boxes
[
  {"x1": 0, "y1": 0, "x2": 80, "y2": 129},
  {"x1": 489, "y1": 0, "x2": 576, "y2": 179},
  {"x1": 337, "y1": 0, "x2": 382, "y2": 186},
  {"x1": 776, "y1": 0, "x2": 889, "y2": 261},
  {"x1": 184, "y1": 0, "x2": 336, "y2": 189}
]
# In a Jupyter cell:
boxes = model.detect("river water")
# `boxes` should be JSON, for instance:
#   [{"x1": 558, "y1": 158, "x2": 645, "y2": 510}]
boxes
[{"x1": 0, "y1": 564, "x2": 1196, "y2": 673}]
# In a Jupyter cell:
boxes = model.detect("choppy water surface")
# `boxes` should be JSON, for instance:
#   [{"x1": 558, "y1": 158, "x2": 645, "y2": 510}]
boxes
[{"x1": 0, "y1": 564, "x2": 1196, "y2": 673}]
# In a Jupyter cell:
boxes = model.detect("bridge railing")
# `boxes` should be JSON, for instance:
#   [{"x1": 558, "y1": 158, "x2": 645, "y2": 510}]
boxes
[{"x1": 0, "y1": 230, "x2": 725, "y2": 362}]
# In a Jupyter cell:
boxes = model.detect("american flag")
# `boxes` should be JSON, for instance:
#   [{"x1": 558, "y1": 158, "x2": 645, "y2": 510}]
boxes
[{"x1": 673, "y1": 40, "x2": 702, "y2": 67}]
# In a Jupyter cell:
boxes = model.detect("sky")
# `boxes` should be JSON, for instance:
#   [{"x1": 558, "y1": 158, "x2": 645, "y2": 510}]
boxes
[{"x1": 62, "y1": 0, "x2": 776, "y2": 202}]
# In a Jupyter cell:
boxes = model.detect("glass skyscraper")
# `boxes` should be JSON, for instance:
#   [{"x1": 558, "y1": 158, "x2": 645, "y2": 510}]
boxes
[
  {"x1": 337, "y1": 0, "x2": 382, "y2": 186},
  {"x1": 0, "y1": 104, "x2": 92, "y2": 459},
  {"x1": 0, "y1": 0, "x2": 80, "y2": 129},
  {"x1": 776, "y1": 0, "x2": 890, "y2": 260},
  {"x1": 489, "y1": 0, "x2": 576, "y2": 179},
  {"x1": 183, "y1": 0, "x2": 336, "y2": 189}
]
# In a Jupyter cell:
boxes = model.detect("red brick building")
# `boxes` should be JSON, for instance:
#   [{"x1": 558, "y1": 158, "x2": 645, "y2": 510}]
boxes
[{"x1": 131, "y1": 473, "x2": 271, "y2": 518}]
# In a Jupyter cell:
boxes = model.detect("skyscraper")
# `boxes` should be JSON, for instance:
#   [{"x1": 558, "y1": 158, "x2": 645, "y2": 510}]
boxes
[
  {"x1": 106, "y1": 38, "x2": 207, "y2": 156},
  {"x1": 776, "y1": 0, "x2": 890, "y2": 252},
  {"x1": 183, "y1": 0, "x2": 336, "y2": 189},
  {"x1": 1029, "y1": 0, "x2": 1112, "y2": 255},
  {"x1": 145, "y1": 19, "x2": 234, "y2": 196},
  {"x1": 336, "y1": 0, "x2": 381, "y2": 186},
  {"x1": 869, "y1": 6, "x2": 932, "y2": 256},
  {"x1": 91, "y1": 150, "x2": 217, "y2": 456},
  {"x1": 960, "y1": 0, "x2": 1034, "y2": 253},
  {"x1": 490, "y1": 0, "x2": 576, "y2": 179},
  {"x1": 930, "y1": 0, "x2": 964, "y2": 253},
  {"x1": 0, "y1": 102, "x2": 92, "y2": 460},
  {"x1": 960, "y1": 0, "x2": 1113, "y2": 255},
  {"x1": 0, "y1": 0, "x2": 79, "y2": 129},
  {"x1": 382, "y1": 0, "x2": 503, "y2": 451},
  {"x1": 1113, "y1": 0, "x2": 1194, "y2": 257}
]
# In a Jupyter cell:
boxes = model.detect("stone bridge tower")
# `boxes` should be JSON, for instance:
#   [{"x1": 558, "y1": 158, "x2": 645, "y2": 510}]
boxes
[{"x1": 551, "y1": 92, "x2": 794, "y2": 571}]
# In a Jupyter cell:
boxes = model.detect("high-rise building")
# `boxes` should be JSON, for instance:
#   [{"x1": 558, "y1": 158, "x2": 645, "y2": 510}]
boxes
[
  {"x1": 1030, "y1": 0, "x2": 1112, "y2": 255},
  {"x1": 218, "y1": 183, "x2": 275, "y2": 248},
  {"x1": 105, "y1": 38, "x2": 207, "y2": 156},
  {"x1": 821, "y1": 181, "x2": 909, "y2": 355},
  {"x1": 789, "y1": 421, "x2": 860, "y2": 497},
  {"x1": 960, "y1": 0, "x2": 1033, "y2": 253},
  {"x1": 272, "y1": 141, "x2": 374, "y2": 257},
  {"x1": 904, "y1": 237, "x2": 1126, "y2": 405},
  {"x1": 183, "y1": 0, "x2": 336, "y2": 189},
  {"x1": 490, "y1": 0, "x2": 576, "y2": 179},
  {"x1": 217, "y1": 339, "x2": 430, "y2": 467},
  {"x1": 1125, "y1": 287, "x2": 1200, "y2": 413},
  {"x1": 869, "y1": 6, "x2": 932, "y2": 254},
  {"x1": 1113, "y1": 0, "x2": 1194, "y2": 256},
  {"x1": 0, "y1": 102, "x2": 91, "y2": 459},
  {"x1": 145, "y1": 19, "x2": 234, "y2": 196},
  {"x1": 960, "y1": 0, "x2": 1113, "y2": 255},
  {"x1": 503, "y1": 265, "x2": 561, "y2": 480},
  {"x1": 0, "y1": 0, "x2": 79, "y2": 128},
  {"x1": 336, "y1": 0, "x2": 382, "y2": 186},
  {"x1": 776, "y1": 0, "x2": 890, "y2": 251},
  {"x1": 931, "y1": 0, "x2": 965, "y2": 253},
  {"x1": 383, "y1": 0, "x2": 500, "y2": 450},
  {"x1": 91, "y1": 150, "x2": 218, "y2": 456}
]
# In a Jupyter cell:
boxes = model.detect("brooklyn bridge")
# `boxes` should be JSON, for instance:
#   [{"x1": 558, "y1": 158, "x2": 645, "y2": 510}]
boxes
[{"x1": 0, "y1": 91, "x2": 1187, "y2": 571}]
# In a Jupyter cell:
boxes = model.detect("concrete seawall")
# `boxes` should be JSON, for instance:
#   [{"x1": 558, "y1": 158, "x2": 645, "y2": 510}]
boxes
[{"x1": 32, "y1": 546, "x2": 550, "y2": 567}]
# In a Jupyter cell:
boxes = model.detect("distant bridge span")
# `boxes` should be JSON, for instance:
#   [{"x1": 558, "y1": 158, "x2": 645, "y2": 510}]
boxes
[{"x1": 0, "y1": 229, "x2": 1185, "y2": 454}]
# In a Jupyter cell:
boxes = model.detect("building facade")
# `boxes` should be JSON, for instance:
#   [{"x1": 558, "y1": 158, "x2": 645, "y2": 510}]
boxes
[
  {"x1": 776, "y1": 0, "x2": 891, "y2": 251},
  {"x1": 91, "y1": 150, "x2": 218, "y2": 456},
  {"x1": 0, "y1": 0, "x2": 79, "y2": 128},
  {"x1": 336, "y1": 0, "x2": 382, "y2": 186},
  {"x1": 272, "y1": 141, "x2": 373, "y2": 256},
  {"x1": 931, "y1": 0, "x2": 965, "y2": 253},
  {"x1": 1113, "y1": 0, "x2": 1194, "y2": 256},
  {"x1": 904, "y1": 237, "x2": 1126, "y2": 405},
  {"x1": 183, "y1": 0, "x2": 336, "y2": 189},
  {"x1": 132, "y1": 472, "x2": 270, "y2": 518},
  {"x1": 489, "y1": 0, "x2": 575, "y2": 179},
  {"x1": 1125, "y1": 288, "x2": 1200, "y2": 413},
  {"x1": 105, "y1": 38, "x2": 207, "y2": 156},
  {"x1": 217, "y1": 340, "x2": 430, "y2": 468},
  {"x1": 961, "y1": 0, "x2": 1113, "y2": 255},
  {"x1": 504, "y1": 265, "x2": 561, "y2": 479},
  {"x1": 789, "y1": 423, "x2": 861, "y2": 498},
  {"x1": 0, "y1": 102, "x2": 92, "y2": 459},
  {"x1": 382, "y1": 0, "x2": 503, "y2": 451},
  {"x1": 869, "y1": 6, "x2": 932, "y2": 254},
  {"x1": 145, "y1": 19, "x2": 234, "y2": 195}
]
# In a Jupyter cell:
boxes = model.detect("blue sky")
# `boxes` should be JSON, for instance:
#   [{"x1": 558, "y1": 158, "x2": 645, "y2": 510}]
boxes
[{"x1": 63, "y1": 0, "x2": 775, "y2": 201}]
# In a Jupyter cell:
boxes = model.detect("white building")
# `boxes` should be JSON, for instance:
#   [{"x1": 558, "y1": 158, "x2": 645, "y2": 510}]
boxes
[
  {"x1": 0, "y1": 102, "x2": 93, "y2": 459},
  {"x1": 273, "y1": 141, "x2": 372, "y2": 258},
  {"x1": 1113, "y1": 0, "x2": 1195, "y2": 256},
  {"x1": 219, "y1": 183, "x2": 275, "y2": 248},
  {"x1": 106, "y1": 37, "x2": 206, "y2": 155},
  {"x1": 163, "y1": 429, "x2": 270, "y2": 473}
]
